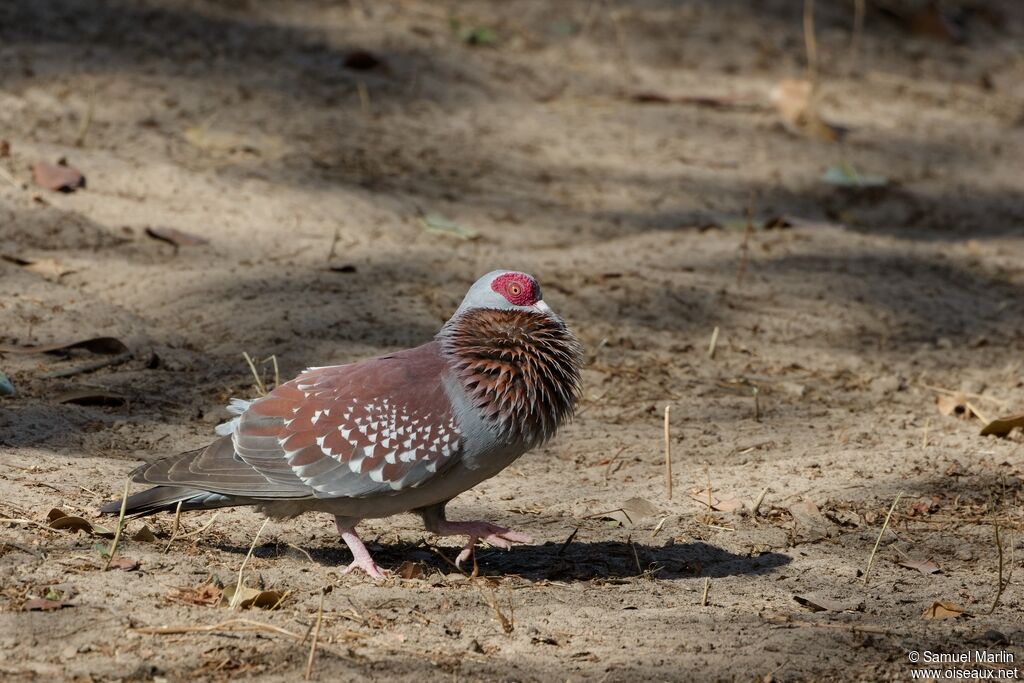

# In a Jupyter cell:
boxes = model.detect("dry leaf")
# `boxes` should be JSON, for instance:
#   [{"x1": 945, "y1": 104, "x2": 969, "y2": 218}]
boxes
[
  {"x1": 32, "y1": 160, "x2": 85, "y2": 192},
  {"x1": 221, "y1": 585, "x2": 285, "y2": 610},
  {"x1": 132, "y1": 525, "x2": 158, "y2": 543},
  {"x1": 770, "y1": 79, "x2": 844, "y2": 142},
  {"x1": 980, "y1": 413, "x2": 1024, "y2": 437},
  {"x1": 688, "y1": 488, "x2": 744, "y2": 512},
  {"x1": 922, "y1": 601, "x2": 966, "y2": 620},
  {"x1": 0, "y1": 336, "x2": 128, "y2": 356},
  {"x1": 793, "y1": 594, "x2": 863, "y2": 613},
  {"x1": 108, "y1": 556, "x2": 140, "y2": 571},
  {"x1": 47, "y1": 508, "x2": 115, "y2": 537},
  {"x1": 166, "y1": 584, "x2": 222, "y2": 607},
  {"x1": 789, "y1": 499, "x2": 832, "y2": 542},
  {"x1": 396, "y1": 561, "x2": 424, "y2": 580},
  {"x1": 23, "y1": 598, "x2": 73, "y2": 611},
  {"x1": 145, "y1": 226, "x2": 209, "y2": 247},
  {"x1": 899, "y1": 559, "x2": 940, "y2": 575},
  {"x1": 601, "y1": 497, "x2": 659, "y2": 528}
]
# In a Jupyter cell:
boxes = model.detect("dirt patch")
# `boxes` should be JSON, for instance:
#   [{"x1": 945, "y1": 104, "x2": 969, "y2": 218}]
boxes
[{"x1": 2, "y1": 1, "x2": 1024, "y2": 681}]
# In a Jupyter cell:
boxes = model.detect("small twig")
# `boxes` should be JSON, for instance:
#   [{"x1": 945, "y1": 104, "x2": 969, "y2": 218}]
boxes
[
  {"x1": 863, "y1": 490, "x2": 903, "y2": 585},
  {"x1": 356, "y1": 81, "x2": 371, "y2": 116},
  {"x1": 707, "y1": 326, "x2": 720, "y2": 359},
  {"x1": 803, "y1": 0, "x2": 818, "y2": 82},
  {"x1": 270, "y1": 355, "x2": 280, "y2": 390},
  {"x1": 650, "y1": 516, "x2": 668, "y2": 539},
  {"x1": 752, "y1": 487, "x2": 769, "y2": 517},
  {"x1": 286, "y1": 542, "x2": 314, "y2": 563},
  {"x1": 74, "y1": 96, "x2": 95, "y2": 147},
  {"x1": 305, "y1": 588, "x2": 329, "y2": 680},
  {"x1": 663, "y1": 405, "x2": 673, "y2": 500},
  {"x1": 103, "y1": 479, "x2": 130, "y2": 571},
  {"x1": 988, "y1": 523, "x2": 1006, "y2": 615},
  {"x1": 231, "y1": 518, "x2": 270, "y2": 609},
  {"x1": 556, "y1": 527, "x2": 578, "y2": 556},
  {"x1": 628, "y1": 535, "x2": 643, "y2": 575},
  {"x1": 242, "y1": 352, "x2": 266, "y2": 396},
  {"x1": 922, "y1": 418, "x2": 930, "y2": 449},
  {"x1": 181, "y1": 512, "x2": 220, "y2": 541},
  {"x1": 964, "y1": 401, "x2": 991, "y2": 426},
  {"x1": 752, "y1": 386, "x2": 761, "y2": 422},
  {"x1": 850, "y1": 0, "x2": 865, "y2": 64},
  {"x1": 482, "y1": 589, "x2": 513, "y2": 634},
  {"x1": 917, "y1": 383, "x2": 1008, "y2": 407},
  {"x1": 0, "y1": 517, "x2": 52, "y2": 530},
  {"x1": 701, "y1": 577, "x2": 711, "y2": 606}
]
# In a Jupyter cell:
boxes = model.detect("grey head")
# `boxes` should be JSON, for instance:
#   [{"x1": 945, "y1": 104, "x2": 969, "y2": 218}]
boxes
[{"x1": 451, "y1": 270, "x2": 553, "y2": 318}]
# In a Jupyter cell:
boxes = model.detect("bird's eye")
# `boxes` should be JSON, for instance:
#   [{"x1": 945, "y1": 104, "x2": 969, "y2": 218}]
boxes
[{"x1": 507, "y1": 282, "x2": 523, "y2": 297}]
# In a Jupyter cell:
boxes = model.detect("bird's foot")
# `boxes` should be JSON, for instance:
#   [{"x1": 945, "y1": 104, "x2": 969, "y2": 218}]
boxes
[
  {"x1": 335, "y1": 518, "x2": 387, "y2": 580},
  {"x1": 432, "y1": 521, "x2": 533, "y2": 569},
  {"x1": 341, "y1": 556, "x2": 388, "y2": 579}
]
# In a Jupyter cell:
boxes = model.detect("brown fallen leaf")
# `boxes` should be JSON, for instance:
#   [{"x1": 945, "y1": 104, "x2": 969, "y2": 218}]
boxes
[
  {"x1": 980, "y1": 413, "x2": 1024, "y2": 438},
  {"x1": 107, "y1": 556, "x2": 140, "y2": 571},
  {"x1": 48, "y1": 508, "x2": 115, "y2": 537},
  {"x1": 1, "y1": 254, "x2": 77, "y2": 280},
  {"x1": 396, "y1": 561, "x2": 424, "y2": 580},
  {"x1": 907, "y1": 2, "x2": 964, "y2": 44},
  {"x1": 770, "y1": 79, "x2": 845, "y2": 142},
  {"x1": 23, "y1": 598, "x2": 73, "y2": 611},
  {"x1": 793, "y1": 594, "x2": 863, "y2": 613},
  {"x1": 32, "y1": 160, "x2": 85, "y2": 192},
  {"x1": 132, "y1": 525, "x2": 159, "y2": 543},
  {"x1": 922, "y1": 601, "x2": 966, "y2": 620},
  {"x1": 0, "y1": 336, "x2": 128, "y2": 356},
  {"x1": 166, "y1": 584, "x2": 223, "y2": 607},
  {"x1": 220, "y1": 585, "x2": 286, "y2": 610},
  {"x1": 688, "y1": 488, "x2": 745, "y2": 513},
  {"x1": 899, "y1": 558, "x2": 941, "y2": 575},
  {"x1": 600, "y1": 497, "x2": 660, "y2": 528},
  {"x1": 145, "y1": 226, "x2": 209, "y2": 247},
  {"x1": 789, "y1": 499, "x2": 832, "y2": 542}
]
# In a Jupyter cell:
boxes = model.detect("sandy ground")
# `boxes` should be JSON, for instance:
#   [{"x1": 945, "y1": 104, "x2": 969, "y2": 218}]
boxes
[{"x1": 2, "y1": 1, "x2": 1024, "y2": 680}]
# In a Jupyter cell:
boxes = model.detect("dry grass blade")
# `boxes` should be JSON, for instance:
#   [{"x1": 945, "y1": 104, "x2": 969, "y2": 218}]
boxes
[
  {"x1": 163, "y1": 501, "x2": 183, "y2": 554},
  {"x1": 103, "y1": 479, "x2": 130, "y2": 571},
  {"x1": 180, "y1": 512, "x2": 220, "y2": 541},
  {"x1": 243, "y1": 351, "x2": 266, "y2": 396},
  {"x1": 701, "y1": 577, "x2": 711, "y2": 606},
  {"x1": 803, "y1": 0, "x2": 817, "y2": 81},
  {"x1": 708, "y1": 326, "x2": 720, "y2": 359},
  {"x1": 131, "y1": 619, "x2": 299, "y2": 639},
  {"x1": 664, "y1": 404, "x2": 673, "y2": 500},
  {"x1": 863, "y1": 490, "x2": 903, "y2": 585},
  {"x1": 988, "y1": 523, "x2": 1005, "y2": 615},
  {"x1": 305, "y1": 588, "x2": 329, "y2": 680},
  {"x1": 231, "y1": 518, "x2": 270, "y2": 609}
]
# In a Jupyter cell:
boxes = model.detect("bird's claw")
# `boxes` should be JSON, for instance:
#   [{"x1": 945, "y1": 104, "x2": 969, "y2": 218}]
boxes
[
  {"x1": 450, "y1": 523, "x2": 533, "y2": 569},
  {"x1": 342, "y1": 557, "x2": 388, "y2": 580}
]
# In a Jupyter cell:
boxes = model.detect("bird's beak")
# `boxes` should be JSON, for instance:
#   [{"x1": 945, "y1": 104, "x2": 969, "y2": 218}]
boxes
[{"x1": 533, "y1": 299, "x2": 553, "y2": 315}]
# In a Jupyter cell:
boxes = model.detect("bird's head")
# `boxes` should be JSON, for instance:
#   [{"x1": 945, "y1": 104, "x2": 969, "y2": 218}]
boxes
[{"x1": 453, "y1": 270, "x2": 552, "y2": 317}]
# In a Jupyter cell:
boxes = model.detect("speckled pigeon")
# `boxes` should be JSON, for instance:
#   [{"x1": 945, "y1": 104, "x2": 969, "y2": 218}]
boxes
[{"x1": 101, "y1": 270, "x2": 583, "y2": 577}]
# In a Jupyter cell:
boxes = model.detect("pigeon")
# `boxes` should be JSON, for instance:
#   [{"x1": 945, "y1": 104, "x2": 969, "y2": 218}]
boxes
[{"x1": 101, "y1": 270, "x2": 583, "y2": 577}]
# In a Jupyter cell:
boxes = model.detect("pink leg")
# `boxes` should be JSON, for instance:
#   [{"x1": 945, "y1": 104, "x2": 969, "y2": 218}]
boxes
[
  {"x1": 429, "y1": 520, "x2": 533, "y2": 569},
  {"x1": 335, "y1": 517, "x2": 386, "y2": 579}
]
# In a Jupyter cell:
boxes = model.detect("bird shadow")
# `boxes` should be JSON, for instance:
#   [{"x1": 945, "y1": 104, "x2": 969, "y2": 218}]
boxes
[{"x1": 221, "y1": 538, "x2": 791, "y2": 582}]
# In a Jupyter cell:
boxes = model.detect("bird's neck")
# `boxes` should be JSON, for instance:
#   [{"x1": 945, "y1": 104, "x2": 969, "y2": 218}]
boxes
[{"x1": 437, "y1": 308, "x2": 583, "y2": 445}]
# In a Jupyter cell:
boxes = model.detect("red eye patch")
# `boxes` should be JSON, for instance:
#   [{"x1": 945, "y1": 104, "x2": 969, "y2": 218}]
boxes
[{"x1": 491, "y1": 272, "x2": 536, "y2": 306}]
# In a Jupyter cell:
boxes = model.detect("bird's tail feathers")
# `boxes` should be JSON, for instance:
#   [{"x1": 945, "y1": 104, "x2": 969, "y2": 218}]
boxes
[{"x1": 99, "y1": 486, "x2": 239, "y2": 518}]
